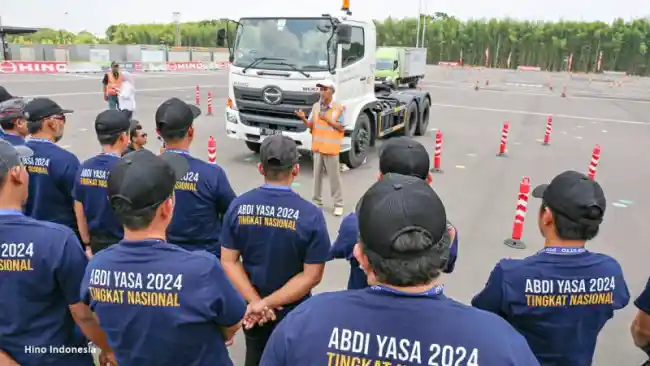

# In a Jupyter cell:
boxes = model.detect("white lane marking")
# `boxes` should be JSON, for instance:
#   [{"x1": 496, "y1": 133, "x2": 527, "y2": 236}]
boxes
[
  {"x1": 430, "y1": 102, "x2": 650, "y2": 126},
  {"x1": 422, "y1": 83, "x2": 650, "y2": 105},
  {"x1": 22, "y1": 84, "x2": 226, "y2": 98}
]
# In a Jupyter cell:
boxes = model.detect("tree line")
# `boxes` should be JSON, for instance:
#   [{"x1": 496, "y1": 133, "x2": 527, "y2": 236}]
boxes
[{"x1": 7, "y1": 16, "x2": 650, "y2": 75}]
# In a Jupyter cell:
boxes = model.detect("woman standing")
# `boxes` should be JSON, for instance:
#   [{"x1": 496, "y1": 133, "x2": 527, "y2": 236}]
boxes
[{"x1": 118, "y1": 72, "x2": 136, "y2": 119}]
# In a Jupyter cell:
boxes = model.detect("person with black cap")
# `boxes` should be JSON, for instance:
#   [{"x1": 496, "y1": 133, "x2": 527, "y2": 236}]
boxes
[
  {"x1": 0, "y1": 97, "x2": 28, "y2": 145},
  {"x1": 156, "y1": 97, "x2": 236, "y2": 257},
  {"x1": 259, "y1": 174, "x2": 539, "y2": 365},
  {"x1": 220, "y1": 135, "x2": 330, "y2": 366},
  {"x1": 22, "y1": 97, "x2": 81, "y2": 237},
  {"x1": 472, "y1": 170, "x2": 630, "y2": 366},
  {"x1": 632, "y1": 279, "x2": 650, "y2": 364},
  {"x1": 72, "y1": 110, "x2": 137, "y2": 256},
  {"x1": 0, "y1": 139, "x2": 114, "y2": 366},
  {"x1": 81, "y1": 149, "x2": 246, "y2": 365},
  {"x1": 329, "y1": 136, "x2": 459, "y2": 290}
]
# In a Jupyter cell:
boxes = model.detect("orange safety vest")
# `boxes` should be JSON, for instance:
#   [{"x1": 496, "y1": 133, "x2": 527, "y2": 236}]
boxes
[
  {"x1": 311, "y1": 102, "x2": 344, "y2": 155},
  {"x1": 105, "y1": 72, "x2": 123, "y2": 96}
]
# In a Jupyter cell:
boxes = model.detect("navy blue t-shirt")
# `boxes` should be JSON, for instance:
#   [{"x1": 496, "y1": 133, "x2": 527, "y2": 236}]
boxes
[
  {"x1": 81, "y1": 239, "x2": 247, "y2": 366},
  {"x1": 635, "y1": 277, "x2": 650, "y2": 357},
  {"x1": 165, "y1": 150, "x2": 236, "y2": 256},
  {"x1": 72, "y1": 153, "x2": 123, "y2": 240},
  {"x1": 2, "y1": 132, "x2": 25, "y2": 146},
  {"x1": 0, "y1": 210, "x2": 92, "y2": 366},
  {"x1": 220, "y1": 184, "x2": 331, "y2": 312},
  {"x1": 472, "y1": 247, "x2": 630, "y2": 366},
  {"x1": 260, "y1": 287, "x2": 540, "y2": 365},
  {"x1": 330, "y1": 212, "x2": 459, "y2": 290},
  {"x1": 24, "y1": 138, "x2": 80, "y2": 232}
]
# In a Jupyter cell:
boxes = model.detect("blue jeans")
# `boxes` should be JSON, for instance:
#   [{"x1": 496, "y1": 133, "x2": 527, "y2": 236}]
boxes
[{"x1": 107, "y1": 95, "x2": 119, "y2": 110}]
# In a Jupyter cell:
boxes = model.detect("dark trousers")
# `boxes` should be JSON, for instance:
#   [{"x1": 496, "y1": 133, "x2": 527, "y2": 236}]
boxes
[
  {"x1": 90, "y1": 233, "x2": 120, "y2": 254},
  {"x1": 243, "y1": 312, "x2": 286, "y2": 366}
]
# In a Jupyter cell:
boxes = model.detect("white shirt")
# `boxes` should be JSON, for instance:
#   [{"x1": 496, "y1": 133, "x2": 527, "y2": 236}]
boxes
[{"x1": 118, "y1": 81, "x2": 136, "y2": 111}]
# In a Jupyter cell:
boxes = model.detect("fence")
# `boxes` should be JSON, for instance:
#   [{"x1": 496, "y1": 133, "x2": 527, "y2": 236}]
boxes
[{"x1": 0, "y1": 43, "x2": 230, "y2": 74}]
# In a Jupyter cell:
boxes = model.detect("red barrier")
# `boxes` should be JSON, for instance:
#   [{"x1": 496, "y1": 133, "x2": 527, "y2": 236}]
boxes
[
  {"x1": 517, "y1": 66, "x2": 541, "y2": 71},
  {"x1": 588, "y1": 144, "x2": 601, "y2": 180},
  {"x1": 504, "y1": 177, "x2": 531, "y2": 249},
  {"x1": 430, "y1": 130, "x2": 443, "y2": 173},
  {"x1": 0, "y1": 61, "x2": 67, "y2": 74},
  {"x1": 543, "y1": 116, "x2": 553, "y2": 145},
  {"x1": 207, "y1": 92, "x2": 213, "y2": 115},
  {"x1": 167, "y1": 61, "x2": 206, "y2": 71},
  {"x1": 207, "y1": 136, "x2": 216, "y2": 163},
  {"x1": 496, "y1": 122, "x2": 509, "y2": 157}
]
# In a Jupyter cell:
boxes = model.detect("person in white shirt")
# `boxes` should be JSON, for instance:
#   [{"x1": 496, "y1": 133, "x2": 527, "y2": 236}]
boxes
[{"x1": 118, "y1": 72, "x2": 136, "y2": 119}]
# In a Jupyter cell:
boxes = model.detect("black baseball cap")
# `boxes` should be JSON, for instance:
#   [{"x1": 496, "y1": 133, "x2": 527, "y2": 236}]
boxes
[
  {"x1": 357, "y1": 174, "x2": 449, "y2": 261},
  {"x1": 95, "y1": 110, "x2": 137, "y2": 139},
  {"x1": 260, "y1": 135, "x2": 299, "y2": 169},
  {"x1": 0, "y1": 87, "x2": 14, "y2": 103},
  {"x1": 532, "y1": 170, "x2": 606, "y2": 225},
  {"x1": 379, "y1": 137, "x2": 430, "y2": 179},
  {"x1": 108, "y1": 149, "x2": 189, "y2": 214},
  {"x1": 23, "y1": 98, "x2": 73, "y2": 122},
  {"x1": 155, "y1": 98, "x2": 201, "y2": 136},
  {"x1": 0, "y1": 139, "x2": 33, "y2": 178}
]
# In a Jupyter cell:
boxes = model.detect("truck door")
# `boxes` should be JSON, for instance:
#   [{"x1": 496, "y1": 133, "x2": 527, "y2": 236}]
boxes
[{"x1": 335, "y1": 26, "x2": 367, "y2": 109}]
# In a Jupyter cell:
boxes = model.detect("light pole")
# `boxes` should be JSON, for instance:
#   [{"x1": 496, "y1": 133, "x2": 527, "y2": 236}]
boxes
[{"x1": 172, "y1": 12, "x2": 181, "y2": 46}]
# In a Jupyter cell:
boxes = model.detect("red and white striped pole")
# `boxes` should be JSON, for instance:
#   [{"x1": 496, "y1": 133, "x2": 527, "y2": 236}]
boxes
[
  {"x1": 587, "y1": 144, "x2": 601, "y2": 180},
  {"x1": 496, "y1": 121, "x2": 509, "y2": 157},
  {"x1": 207, "y1": 136, "x2": 216, "y2": 164},
  {"x1": 430, "y1": 130, "x2": 443, "y2": 173},
  {"x1": 504, "y1": 177, "x2": 531, "y2": 249},
  {"x1": 207, "y1": 92, "x2": 213, "y2": 115},
  {"x1": 542, "y1": 116, "x2": 552, "y2": 145},
  {"x1": 195, "y1": 85, "x2": 201, "y2": 105}
]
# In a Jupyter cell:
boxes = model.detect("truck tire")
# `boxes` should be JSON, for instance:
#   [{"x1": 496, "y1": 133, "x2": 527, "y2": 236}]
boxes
[
  {"x1": 408, "y1": 78, "x2": 418, "y2": 88},
  {"x1": 341, "y1": 113, "x2": 371, "y2": 169},
  {"x1": 415, "y1": 99, "x2": 431, "y2": 136},
  {"x1": 245, "y1": 141, "x2": 261, "y2": 153},
  {"x1": 396, "y1": 101, "x2": 417, "y2": 137}
]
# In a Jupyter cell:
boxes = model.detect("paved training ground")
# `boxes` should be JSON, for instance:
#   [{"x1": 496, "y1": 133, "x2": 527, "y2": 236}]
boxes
[{"x1": 3, "y1": 66, "x2": 650, "y2": 364}]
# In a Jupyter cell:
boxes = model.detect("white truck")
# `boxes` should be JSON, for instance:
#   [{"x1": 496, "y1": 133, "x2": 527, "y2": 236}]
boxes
[
  {"x1": 217, "y1": 1, "x2": 432, "y2": 168},
  {"x1": 375, "y1": 47, "x2": 427, "y2": 88}
]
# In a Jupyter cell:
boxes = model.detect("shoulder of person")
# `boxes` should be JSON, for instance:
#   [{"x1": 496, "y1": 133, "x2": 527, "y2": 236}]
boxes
[
  {"x1": 54, "y1": 145, "x2": 80, "y2": 163},
  {"x1": 25, "y1": 218, "x2": 79, "y2": 245}
]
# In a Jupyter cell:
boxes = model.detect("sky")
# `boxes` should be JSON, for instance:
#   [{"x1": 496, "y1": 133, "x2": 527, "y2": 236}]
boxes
[{"x1": 1, "y1": 0, "x2": 645, "y2": 35}]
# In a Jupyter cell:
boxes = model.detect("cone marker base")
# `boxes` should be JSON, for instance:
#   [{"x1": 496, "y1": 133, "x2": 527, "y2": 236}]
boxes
[{"x1": 504, "y1": 238, "x2": 526, "y2": 249}]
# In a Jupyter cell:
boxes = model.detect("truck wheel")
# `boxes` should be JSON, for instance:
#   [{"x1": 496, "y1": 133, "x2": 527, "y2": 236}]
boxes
[
  {"x1": 341, "y1": 113, "x2": 371, "y2": 169},
  {"x1": 415, "y1": 100, "x2": 430, "y2": 136},
  {"x1": 397, "y1": 102, "x2": 417, "y2": 137},
  {"x1": 245, "y1": 141, "x2": 261, "y2": 153},
  {"x1": 408, "y1": 79, "x2": 418, "y2": 88}
]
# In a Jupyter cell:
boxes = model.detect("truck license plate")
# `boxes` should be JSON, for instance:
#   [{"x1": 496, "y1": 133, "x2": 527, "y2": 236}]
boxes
[{"x1": 260, "y1": 128, "x2": 282, "y2": 136}]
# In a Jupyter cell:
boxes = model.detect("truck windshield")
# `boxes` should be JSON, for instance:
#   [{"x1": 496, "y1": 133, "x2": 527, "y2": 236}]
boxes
[
  {"x1": 376, "y1": 59, "x2": 394, "y2": 70},
  {"x1": 232, "y1": 18, "x2": 336, "y2": 71}
]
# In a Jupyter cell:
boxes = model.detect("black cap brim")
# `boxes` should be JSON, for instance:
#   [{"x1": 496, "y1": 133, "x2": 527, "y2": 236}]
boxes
[
  {"x1": 531, "y1": 184, "x2": 548, "y2": 198},
  {"x1": 159, "y1": 151, "x2": 190, "y2": 181},
  {"x1": 188, "y1": 104, "x2": 201, "y2": 119},
  {"x1": 61, "y1": 109, "x2": 74, "y2": 114}
]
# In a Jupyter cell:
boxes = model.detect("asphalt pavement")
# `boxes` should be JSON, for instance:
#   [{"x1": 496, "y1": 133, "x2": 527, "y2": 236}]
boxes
[{"x1": 2, "y1": 66, "x2": 650, "y2": 364}]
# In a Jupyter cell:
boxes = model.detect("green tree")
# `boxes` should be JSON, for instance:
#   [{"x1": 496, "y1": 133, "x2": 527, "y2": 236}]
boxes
[{"x1": 6, "y1": 17, "x2": 650, "y2": 75}]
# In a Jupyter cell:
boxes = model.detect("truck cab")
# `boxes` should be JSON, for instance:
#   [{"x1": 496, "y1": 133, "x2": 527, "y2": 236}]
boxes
[{"x1": 218, "y1": 1, "x2": 431, "y2": 168}]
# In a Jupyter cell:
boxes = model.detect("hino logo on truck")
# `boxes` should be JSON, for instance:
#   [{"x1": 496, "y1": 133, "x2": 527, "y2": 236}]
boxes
[{"x1": 262, "y1": 87, "x2": 283, "y2": 105}]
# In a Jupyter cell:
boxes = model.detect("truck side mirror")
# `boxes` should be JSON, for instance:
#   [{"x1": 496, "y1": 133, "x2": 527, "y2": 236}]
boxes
[
  {"x1": 393, "y1": 60, "x2": 398, "y2": 70},
  {"x1": 216, "y1": 29, "x2": 226, "y2": 47},
  {"x1": 336, "y1": 25, "x2": 352, "y2": 44}
]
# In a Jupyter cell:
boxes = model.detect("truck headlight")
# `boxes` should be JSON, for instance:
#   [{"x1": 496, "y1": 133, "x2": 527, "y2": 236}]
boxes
[{"x1": 226, "y1": 110, "x2": 238, "y2": 123}]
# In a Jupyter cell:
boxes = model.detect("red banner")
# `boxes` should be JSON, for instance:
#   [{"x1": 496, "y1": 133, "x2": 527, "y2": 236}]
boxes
[
  {"x1": 0, "y1": 61, "x2": 68, "y2": 74},
  {"x1": 438, "y1": 61, "x2": 460, "y2": 67}
]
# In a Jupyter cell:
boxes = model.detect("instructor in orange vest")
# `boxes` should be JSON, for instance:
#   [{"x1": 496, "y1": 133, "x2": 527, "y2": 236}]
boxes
[
  {"x1": 295, "y1": 80, "x2": 346, "y2": 216},
  {"x1": 102, "y1": 62, "x2": 122, "y2": 110}
]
